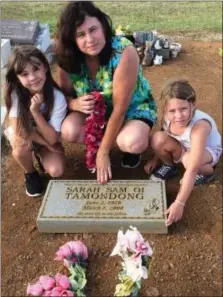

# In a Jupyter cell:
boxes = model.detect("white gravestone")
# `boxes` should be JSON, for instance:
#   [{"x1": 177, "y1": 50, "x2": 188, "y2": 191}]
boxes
[
  {"x1": 35, "y1": 23, "x2": 51, "y2": 53},
  {"x1": 1, "y1": 39, "x2": 11, "y2": 68},
  {"x1": 37, "y1": 180, "x2": 168, "y2": 234}
]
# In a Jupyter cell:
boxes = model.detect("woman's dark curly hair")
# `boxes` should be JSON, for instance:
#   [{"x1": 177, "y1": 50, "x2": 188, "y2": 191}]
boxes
[{"x1": 55, "y1": 1, "x2": 114, "y2": 73}]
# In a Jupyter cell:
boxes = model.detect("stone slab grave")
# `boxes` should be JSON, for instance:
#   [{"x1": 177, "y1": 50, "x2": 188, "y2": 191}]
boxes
[
  {"x1": 1, "y1": 19, "x2": 39, "y2": 44},
  {"x1": 37, "y1": 180, "x2": 168, "y2": 234}
]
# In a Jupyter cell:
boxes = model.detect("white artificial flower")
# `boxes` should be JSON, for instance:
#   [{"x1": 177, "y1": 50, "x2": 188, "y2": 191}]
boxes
[
  {"x1": 110, "y1": 230, "x2": 129, "y2": 257},
  {"x1": 125, "y1": 226, "x2": 153, "y2": 257},
  {"x1": 125, "y1": 226, "x2": 144, "y2": 252},
  {"x1": 124, "y1": 256, "x2": 148, "y2": 282}
]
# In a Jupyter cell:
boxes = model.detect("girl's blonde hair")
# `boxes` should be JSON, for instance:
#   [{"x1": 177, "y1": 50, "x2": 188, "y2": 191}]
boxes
[{"x1": 160, "y1": 79, "x2": 196, "y2": 125}]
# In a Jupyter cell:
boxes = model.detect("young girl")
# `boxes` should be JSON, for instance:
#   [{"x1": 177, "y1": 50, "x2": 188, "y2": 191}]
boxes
[
  {"x1": 144, "y1": 79, "x2": 222, "y2": 226},
  {"x1": 4, "y1": 45, "x2": 67, "y2": 197}
]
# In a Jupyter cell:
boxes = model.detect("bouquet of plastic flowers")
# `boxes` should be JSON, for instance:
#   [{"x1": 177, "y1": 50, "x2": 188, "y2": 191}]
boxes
[
  {"x1": 110, "y1": 226, "x2": 153, "y2": 297},
  {"x1": 27, "y1": 241, "x2": 88, "y2": 297}
]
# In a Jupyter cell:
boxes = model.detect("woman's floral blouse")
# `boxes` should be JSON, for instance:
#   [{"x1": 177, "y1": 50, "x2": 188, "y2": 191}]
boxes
[{"x1": 69, "y1": 35, "x2": 157, "y2": 124}]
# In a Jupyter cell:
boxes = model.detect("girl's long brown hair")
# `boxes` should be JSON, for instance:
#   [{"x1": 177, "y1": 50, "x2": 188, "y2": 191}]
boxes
[
  {"x1": 159, "y1": 79, "x2": 196, "y2": 126},
  {"x1": 4, "y1": 45, "x2": 61, "y2": 135}
]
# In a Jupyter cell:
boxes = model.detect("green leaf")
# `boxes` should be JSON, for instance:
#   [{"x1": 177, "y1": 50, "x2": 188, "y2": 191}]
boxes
[
  {"x1": 69, "y1": 265, "x2": 77, "y2": 277},
  {"x1": 131, "y1": 285, "x2": 139, "y2": 297},
  {"x1": 76, "y1": 264, "x2": 86, "y2": 278},
  {"x1": 135, "y1": 280, "x2": 141, "y2": 289},
  {"x1": 78, "y1": 277, "x2": 87, "y2": 290},
  {"x1": 76, "y1": 290, "x2": 86, "y2": 297},
  {"x1": 142, "y1": 255, "x2": 149, "y2": 267},
  {"x1": 69, "y1": 279, "x2": 79, "y2": 291}
]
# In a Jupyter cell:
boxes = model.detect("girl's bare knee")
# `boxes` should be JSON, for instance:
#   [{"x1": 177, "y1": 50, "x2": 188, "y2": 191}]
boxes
[
  {"x1": 61, "y1": 113, "x2": 85, "y2": 142},
  {"x1": 61, "y1": 128, "x2": 77, "y2": 142},
  {"x1": 61, "y1": 121, "x2": 82, "y2": 142},
  {"x1": 151, "y1": 131, "x2": 167, "y2": 150},
  {"x1": 47, "y1": 164, "x2": 64, "y2": 178}
]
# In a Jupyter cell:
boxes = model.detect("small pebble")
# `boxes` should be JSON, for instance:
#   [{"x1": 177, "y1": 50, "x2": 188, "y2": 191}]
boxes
[
  {"x1": 162, "y1": 263, "x2": 169, "y2": 272},
  {"x1": 145, "y1": 287, "x2": 159, "y2": 296}
]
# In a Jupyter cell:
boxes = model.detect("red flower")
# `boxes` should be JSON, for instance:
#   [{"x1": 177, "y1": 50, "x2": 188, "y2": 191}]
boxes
[{"x1": 84, "y1": 91, "x2": 106, "y2": 172}]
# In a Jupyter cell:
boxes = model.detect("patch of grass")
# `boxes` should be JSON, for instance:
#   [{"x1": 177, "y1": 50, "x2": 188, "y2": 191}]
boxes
[{"x1": 1, "y1": 1, "x2": 222, "y2": 36}]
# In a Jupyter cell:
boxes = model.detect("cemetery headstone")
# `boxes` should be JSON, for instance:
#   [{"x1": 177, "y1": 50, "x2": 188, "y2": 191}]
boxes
[
  {"x1": 35, "y1": 23, "x2": 51, "y2": 52},
  {"x1": 1, "y1": 19, "x2": 39, "y2": 44},
  {"x1": 37, "y1": 180, "x2": 168, "y2": 234},
  {"x1": 1, "y1": 39, "x2": 11, "y2": 68}
]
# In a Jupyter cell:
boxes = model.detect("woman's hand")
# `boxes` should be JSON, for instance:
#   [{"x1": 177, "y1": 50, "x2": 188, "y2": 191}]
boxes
[
  {"x1": 144, "y1": 157, "x2": 159, "y2": 174},
  {"x1": 74, "y1": 94, "x2": 95, "y2": 114},
  {"x1": 30, "y1": 93, "x2": 44, "y2": 114},
  {"x1": 165, "y1": 200, "x2": 185, "y2": 226},
  {"x1": 96, "y1": 150, "x2": 112, "y2": 184}
]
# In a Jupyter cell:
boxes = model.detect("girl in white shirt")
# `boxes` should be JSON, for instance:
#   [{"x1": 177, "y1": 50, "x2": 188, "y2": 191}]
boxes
[
  {"x1": 4, "y1": 45, "x2": 67, "y2": 197},
  {"x1": 144, "y1": 79, "x2": 222, "y2": 226}
]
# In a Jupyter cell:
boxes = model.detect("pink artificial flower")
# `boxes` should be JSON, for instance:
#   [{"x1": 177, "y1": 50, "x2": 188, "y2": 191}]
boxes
[
  {"x1": 55, "y1": 241, "x2": 88, "y2": 268},
  {"x1": 111, "y1": 226, "x2": 153, "y2": 258},
  {"x1": 136, "y1": 241, "x2": 153, "y2": 257},
  {"x1": 43, "y1": 290, "x2": 52, "y2": 296},
  {"x1": 125, "y1": 226, "x2": 153, "y2": 257},
  {"x1": 51, "y1": 287, "x2": 64, "y2": 296},
  {"x1": 55, "y1": 273, "x2": 70, "y2": 290},
  {"x1": 27, "y1": 282, "x2": 44, "y2": 296},
  {"x1": 50, "y1": 287, "x2": 74, "y2": 296},
  {"x1": 60, "y1": 290, "x2": 74, "y2": 297},
  {"x1": 39, "y1": 276, "x2": 56, "y2": 290},
  {"x1": 66, "y1": 241, "x2": 88, "y2": 260},
  {"x1": 27, "y1": 273, "x2": 74, "y2": 297},
  {"x1": 125, "y1": 226, "x2": 144, "y2": 251},
  {"x1": 54, "y1": 244, "x2": 71, "y2": 261}
]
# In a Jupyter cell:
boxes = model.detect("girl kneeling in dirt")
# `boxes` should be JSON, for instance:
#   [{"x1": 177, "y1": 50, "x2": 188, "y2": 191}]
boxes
[
  {"x1": 144, "y1": 79, "x2": 222, "y2": 226},
  {"x1": 4, "y1": 45, "x2": 67, "y2": 197}
]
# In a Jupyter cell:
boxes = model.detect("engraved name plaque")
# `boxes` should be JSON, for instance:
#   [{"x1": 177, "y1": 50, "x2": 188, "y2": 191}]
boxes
[
  {"x1": 1, "y1": 19, "x2": 39, "y2": 44},
  {"x1": 37, "y1": 180, "x2": 168, "y2": 234}
]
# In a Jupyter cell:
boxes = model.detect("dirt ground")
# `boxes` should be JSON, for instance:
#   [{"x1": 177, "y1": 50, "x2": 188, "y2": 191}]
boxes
[{"x1": 1, "y1": 40, "x2": 222, "y2": 297}]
